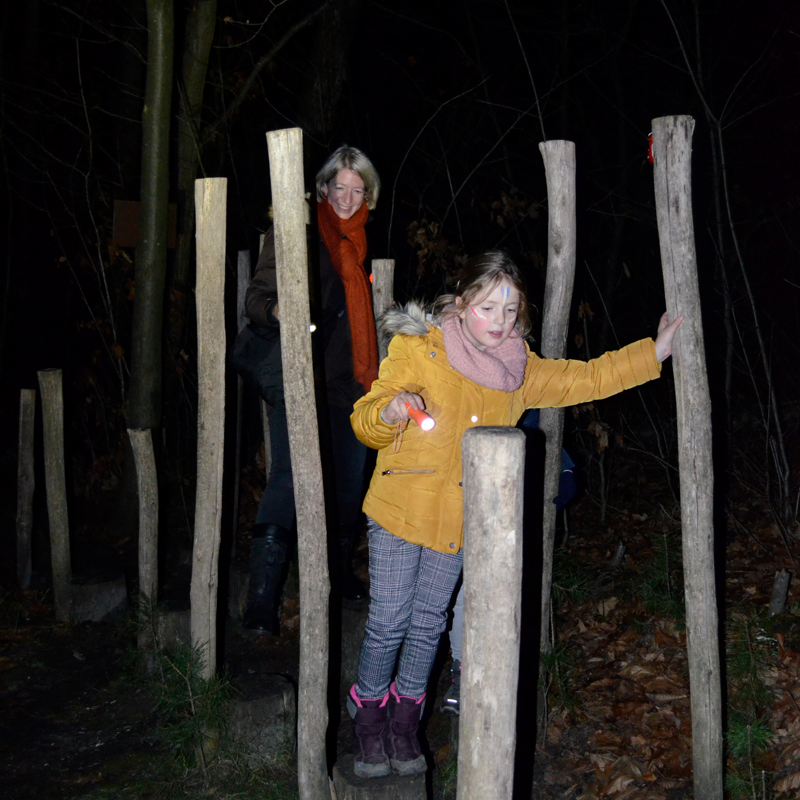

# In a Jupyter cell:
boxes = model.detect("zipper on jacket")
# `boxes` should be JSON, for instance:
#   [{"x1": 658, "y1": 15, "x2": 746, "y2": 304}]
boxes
[{"x1": 381, "y1": 468, "x2": 436, "y2": 476}]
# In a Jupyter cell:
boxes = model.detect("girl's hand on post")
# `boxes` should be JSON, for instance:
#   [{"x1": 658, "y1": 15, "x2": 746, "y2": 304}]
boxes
[
  {"x1": 655, "y1": 312, "x2": 684, "y2": 363},
  {"x1": 381, "y1": 392, "x2": 425, "y2": 424}
]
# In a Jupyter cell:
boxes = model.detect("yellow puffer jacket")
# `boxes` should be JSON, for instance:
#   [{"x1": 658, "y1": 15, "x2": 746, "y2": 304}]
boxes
[{"x1": 351, "y1": 320, "x2": 660, "y2": 554}]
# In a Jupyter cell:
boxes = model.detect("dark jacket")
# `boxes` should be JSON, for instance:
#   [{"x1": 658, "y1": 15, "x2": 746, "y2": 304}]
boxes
[{"x1": 245, "y1": 226, "x2": 365, "y2": 409}]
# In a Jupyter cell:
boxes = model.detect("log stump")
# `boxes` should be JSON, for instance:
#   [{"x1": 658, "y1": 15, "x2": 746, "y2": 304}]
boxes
[{"x1": 332, "y1": 755, "x2": 425, "y2": 800}]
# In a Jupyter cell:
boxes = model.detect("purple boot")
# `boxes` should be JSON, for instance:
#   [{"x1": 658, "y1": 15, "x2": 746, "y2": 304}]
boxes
[
  {"x1": 347, "y1": 685, "x2": 391, "y2": 778},
  {"x1": 387, "y1": 682, "x2": 427, "y2": 776}
]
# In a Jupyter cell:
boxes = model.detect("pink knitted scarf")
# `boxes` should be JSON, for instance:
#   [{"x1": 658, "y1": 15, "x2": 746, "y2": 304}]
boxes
[{"x1": 441, "y1": 313, "x2": 528, "y2": 392}]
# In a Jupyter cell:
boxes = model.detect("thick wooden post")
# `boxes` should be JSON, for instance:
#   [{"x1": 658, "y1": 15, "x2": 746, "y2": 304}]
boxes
[
  {"x1": 652, "y1": 114, "x2": 722, "y2": 800},
  {"x1": 16, "y1": 389, "x2": 36, "y2": 590},
  {"x1": 231, "y1": 249, "x2": 252, "y2": 561},
  {"x1": 37, "y1": 369, "x2": 71, "y2": 623},
  {"x1": 457, "y1": 427, "x2": 525, "y2": 800},
  {"x1": 538, "y1": 140, "x2": 577, "y2": 658},
  {"x1": 190, "y1": 177, "x2": 228, "y2": 680},
  {"x1": 257, "y1": 232, "x2": 272, "y2": 483},
  {"x1": 371, "y1": 258, "x2": 395, "y2": 362},
  {"x1": 128, "y1": 428, "x2": 158, "y2": 604},
  {"x1": 266, "y1": 127, "x2": 329, "y2": 800}
]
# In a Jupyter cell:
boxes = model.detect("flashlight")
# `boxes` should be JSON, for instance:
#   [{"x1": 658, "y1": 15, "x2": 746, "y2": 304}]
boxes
[{"x1": 405, "y1": 401, "x2": 435, "y2": 431}]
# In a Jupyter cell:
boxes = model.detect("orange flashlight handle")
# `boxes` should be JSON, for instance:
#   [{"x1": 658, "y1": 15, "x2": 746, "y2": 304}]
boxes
[{"x1": 405, "y1": 401, "x2": 435, "y2": 430}]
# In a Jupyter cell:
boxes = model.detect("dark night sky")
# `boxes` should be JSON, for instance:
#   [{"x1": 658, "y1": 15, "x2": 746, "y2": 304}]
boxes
[{"x1": 1, "y1": 0, "x2": 798, "y2": 493}]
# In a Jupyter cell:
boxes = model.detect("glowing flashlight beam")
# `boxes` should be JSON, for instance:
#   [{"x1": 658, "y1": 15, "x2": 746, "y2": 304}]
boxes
[{"x1": 405, "y1": 401, "x2": 436, "y2": 431}]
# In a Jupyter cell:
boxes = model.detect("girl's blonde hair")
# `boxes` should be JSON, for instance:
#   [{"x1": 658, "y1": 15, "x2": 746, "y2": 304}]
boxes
[
  {"x1": 315, "y1": 145, "x2": 381, "y2": 210},
  {"x1": 436, "y1": 250, "x2": 533, "y2": 338}
]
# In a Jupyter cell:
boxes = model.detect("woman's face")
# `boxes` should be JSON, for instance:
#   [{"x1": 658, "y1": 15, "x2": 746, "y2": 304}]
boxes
[
  {"x1": 457, "y1": 278, "x2": 520, "y2": 351},
  {"x1": 323, "y1": 168, "x2": 366, "y2": 219}
]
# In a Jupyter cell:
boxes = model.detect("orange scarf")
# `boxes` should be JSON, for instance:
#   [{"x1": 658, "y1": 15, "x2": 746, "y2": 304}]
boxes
[{"x1": 317, "y1": 200, "x2": 379, "y2": 393}]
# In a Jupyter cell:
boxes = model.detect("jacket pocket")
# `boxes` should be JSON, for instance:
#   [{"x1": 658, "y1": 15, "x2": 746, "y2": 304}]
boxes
[{"x1": 381, "y1": 468, "x2": 436, "y2": 476}]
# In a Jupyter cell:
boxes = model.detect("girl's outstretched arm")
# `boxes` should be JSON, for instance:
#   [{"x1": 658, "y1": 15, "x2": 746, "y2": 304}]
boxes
[{"x1": 655, "y1": 313, "x2": 684, "y2": 363}]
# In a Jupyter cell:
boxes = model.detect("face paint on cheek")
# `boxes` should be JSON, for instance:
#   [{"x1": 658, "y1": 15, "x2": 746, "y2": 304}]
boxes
[{"x1": 470, "y1": 306, "x2": 487, "y2": 319}]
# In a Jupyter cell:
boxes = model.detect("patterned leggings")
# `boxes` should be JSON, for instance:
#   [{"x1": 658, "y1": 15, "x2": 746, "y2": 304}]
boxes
[{"x1": 355, "y1": 518, "x2": 463, "y2": 699}]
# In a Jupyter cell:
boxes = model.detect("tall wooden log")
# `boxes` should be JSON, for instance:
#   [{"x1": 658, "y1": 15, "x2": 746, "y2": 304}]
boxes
[
  {"x1": 190, "y1": 177, "x2": 228, "y2": 680},
  {"x1": 537, "y1": 140, "x2": 577, "y2": 657},
  {"x1": 652, "y1": 114, "x2": 722, "y2": 800},
  {"x1": 37, "y1": 369, "x2": 71, "y2": 623},
  {"x1": 16, "y1": 389, "x2": 36, "y2": 590},
  {"x1": 230, "y1": 249, "x2": 251, "y2": 561},
  {"x1": 257, "y1": 233, "x2": 272, "y2": 484},
  {"x1": 457, "y1": 427, "x2": 525, "y2": 800},
  {"x1": 266, "y1": 127, "x2": 329, "y2": 800},
  {"x1": 371, "y1": 258, "x2": 395, "y2": 362},
  {"x1": 128, "y1": 428, "x2": 158, "y2": 604}
]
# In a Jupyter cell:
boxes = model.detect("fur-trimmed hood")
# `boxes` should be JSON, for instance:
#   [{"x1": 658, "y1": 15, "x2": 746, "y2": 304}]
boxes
[{"x1": 377, "y1": 300, "x2": 439, "y2": 352}]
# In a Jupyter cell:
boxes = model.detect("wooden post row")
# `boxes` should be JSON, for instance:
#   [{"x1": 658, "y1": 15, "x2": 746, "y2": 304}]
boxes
[
  {"x1": 371, "y1": 258, "x2": 395, "y2": 362},
  {"x1": 652, "y1": 114, "x2": 722, "y2": 800},
  {"x1": 537, "y1": 140, "x2": 577, "y2": 660},
  {"x1": 17, "y1": 389, "x2": 36, "y2": 591},
  {"x1": 266, "y1": 127, "x2": 330, "y2": 800},
  {"x1": 256, "y1": 232, "x2": 273, "y2": 486},
  {"x1": 458, "y1": 427, "x2": 525, "y2": 800},
  {"x1": 230, "y1": 249, "x2": 252, "y2": 562},
  {"x1": 190, "y1": 177, "x2": 228, "y2": 680},
  {"x1": 37, "y1": 369, "x2": 71, "y2": 623}
]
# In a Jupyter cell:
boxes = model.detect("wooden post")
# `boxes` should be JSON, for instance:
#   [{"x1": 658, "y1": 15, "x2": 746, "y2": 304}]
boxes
[
  {"x1": 371, "y1": 258, "x2": 395, "y2": 362},
  {"x1": 652, "y1": 114, "x2": 722, "y2": 800},
  {"x1": 458, "y1": 427, "x2": 525, "y2": 800},
  {"x1": 257, "y1": 233, "x2": 272, "y2": 484},
  {"x1": 537, "y1": 140, "x2": 577, "y2": 658},
  {"x1": 190, "y1": 177, "x2": 228, "y2": 680},
  {"x1": 231, "y1": 249, "x2": 252, "y2": 562},
  {"x1": 37, "y1": 369, "x2": 71, "y2": 623},
  {"x1": 266, "y1": 127, "x2": 329, "y2": 800},
  {"x1": 16, "y1": 389, "x2": 36, "y2": 590},
  {"x1": 128, "y1": 428, "x2": 158, "y2": 626},
  {"x1": 769, "y1": 570, "x2": 791, "y2": 616}
]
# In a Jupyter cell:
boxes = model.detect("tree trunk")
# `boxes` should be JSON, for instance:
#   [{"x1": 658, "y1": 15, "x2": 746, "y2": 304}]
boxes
[
  {"x1": 166, "y1": 0, "x2": 217, "y2": 389},
  {"x1": 128, "y1": 428, "x2": 159, "y2": 605},
  {"x1": 298, "y1": 0, "x2": 364, "y2": 146},
  {"x1": 190, "y1": 177, "x2": 228, "y2": 680},
  {"x1": 16, "y1": 388, "x2": 36, "y2": 590},
  {"x1": 458, "y1": 427, "x2": 525, "y2": 800},
  {"x1": 537, "y1": 141, "x2": 576, "y2": 660},
  {"x1": 266, "y1": 127, "x2": 330, "y2": 800},
  {"x1": 127, "y1": 0, "x2": 174, "y2": 430},
  {"x1": 129, "y1": 427, "x2": 159, "y2": 657},
  {"x1": 652, "y1": 114, "x2": 722, "y2": 800},
  {"x1": 37, "y1": 369, "x2": 72, "y2": 623}
]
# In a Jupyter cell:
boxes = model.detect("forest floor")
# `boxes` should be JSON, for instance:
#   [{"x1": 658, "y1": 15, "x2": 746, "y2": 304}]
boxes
[{"x1": 2, "y1": 450, "x2": 800, "y2": 799}]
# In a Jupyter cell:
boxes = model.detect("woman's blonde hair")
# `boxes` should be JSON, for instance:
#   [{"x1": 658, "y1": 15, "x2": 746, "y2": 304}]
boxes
[
  {"x1": 436, "y1": 250, "x2": 533, "y2": 338},
  {"x1": 315, "y1": 145, "x2": 381, "y2": 210}
]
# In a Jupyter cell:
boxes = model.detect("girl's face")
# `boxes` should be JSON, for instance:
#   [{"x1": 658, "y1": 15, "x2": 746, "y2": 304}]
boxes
[
  {"x1": 322, "y1": 168, "x2": 366, "y2": 219},
  {"x1": 457, "y1": 278, "x2": 520, "y2": 351}
]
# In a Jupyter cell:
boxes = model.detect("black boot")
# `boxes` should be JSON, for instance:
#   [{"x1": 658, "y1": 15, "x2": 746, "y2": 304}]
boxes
[
  {"x1": 337, "y1": 523, "x2": 368, "y2": 604},
  {"x1": 243, "y1": 523, "x2": 291, "y2": 634}
]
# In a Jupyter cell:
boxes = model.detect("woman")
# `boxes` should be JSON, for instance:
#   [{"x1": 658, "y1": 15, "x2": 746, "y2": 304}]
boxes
[{"x1": 241, "y1": 145, "x2": 381, "y2": 633}]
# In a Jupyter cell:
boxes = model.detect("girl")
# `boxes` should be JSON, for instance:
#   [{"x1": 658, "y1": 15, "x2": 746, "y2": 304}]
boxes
[{"x1": 347, "y1": 250, "x2": 682, "y2": 777}]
